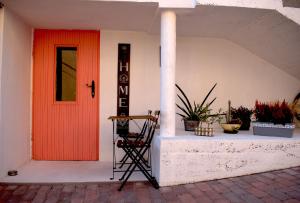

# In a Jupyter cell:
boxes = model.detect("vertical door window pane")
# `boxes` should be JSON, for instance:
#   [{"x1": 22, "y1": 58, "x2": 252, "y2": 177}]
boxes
[{"x1": 56, "y1": 47, "x2": 77, "y2": 101}]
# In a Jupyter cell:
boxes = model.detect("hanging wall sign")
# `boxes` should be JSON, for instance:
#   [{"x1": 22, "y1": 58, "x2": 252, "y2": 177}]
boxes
[{"x1": 117, "y1": 44, "x2": 130, "y2": 134}]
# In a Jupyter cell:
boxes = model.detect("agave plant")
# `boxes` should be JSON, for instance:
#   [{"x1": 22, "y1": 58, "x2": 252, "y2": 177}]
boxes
[{"x1": 175, "y1": 83, "x2": 217, "y2": 121}]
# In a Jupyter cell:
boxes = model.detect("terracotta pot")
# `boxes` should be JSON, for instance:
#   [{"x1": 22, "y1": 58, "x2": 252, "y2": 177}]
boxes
[{"x1": 184, "y1": 120, "x2": 199, "y2": 131}]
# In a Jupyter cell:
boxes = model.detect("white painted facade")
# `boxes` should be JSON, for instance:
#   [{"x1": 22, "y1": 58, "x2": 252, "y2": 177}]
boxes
[
  {"x1": 99, "y1": 30, "x2": 300, "y2": 161},
  {"x1": 0, "y1": 8, "x2": 32, "y2": 179},
  {"x1": 0, "y1": 0, "x2": 300, "y2": 185},
  {"x1": 0, "y1": 8, "x2": 4, "y2": 178}
]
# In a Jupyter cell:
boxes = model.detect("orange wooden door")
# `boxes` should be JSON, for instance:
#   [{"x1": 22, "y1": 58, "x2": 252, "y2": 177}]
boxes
[{"x1": 32, "y1": 30, "x2": 99, "y2": 160}]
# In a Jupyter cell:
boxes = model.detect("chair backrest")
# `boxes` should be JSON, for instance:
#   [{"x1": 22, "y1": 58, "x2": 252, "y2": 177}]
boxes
[
  {"x1": 139, "y1": 110, "x2": 152, "y2": 136},
  {"x1": 144, "y1": 115, "x2": 159, "y2": 146}
]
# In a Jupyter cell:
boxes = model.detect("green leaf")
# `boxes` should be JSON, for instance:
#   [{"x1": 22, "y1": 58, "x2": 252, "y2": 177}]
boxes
[
  {"x1": 176, "y1": 104, "x2": 191, "y2": 118},
  {"x1": 199, "y1": 83, "x2": 217, "y2": 108},
  {"x1": 176, "y1": 84, "x2": 193, "y2": 111},
  {"x1": 177, "y1": 94, "x2": 193, "y2": 113}
]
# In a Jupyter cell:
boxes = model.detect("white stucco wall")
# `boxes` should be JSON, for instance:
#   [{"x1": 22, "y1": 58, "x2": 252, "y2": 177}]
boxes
[
  {"x1": 153, "y1": 131, "x2": 300, "y2": 186},
  {"x1": 0, "y1": 8, "x2": 32, "y2": 178},
  {"x1": 0, "y1": 8, "x2": 4, "y2": 178},
  {"x1": 198, "y1": 0, "x2": 300, "y2": 25},
  {"x1": 99, "y1": 30, "x2": 300, "y2": 161}
]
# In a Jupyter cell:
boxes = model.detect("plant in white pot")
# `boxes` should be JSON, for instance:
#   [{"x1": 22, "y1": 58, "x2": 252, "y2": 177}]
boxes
[
  {"x1": 175, "y1": 83, "x2": 217, "y2": 131},
  {"x1": 253, "y1": 100, "x2": 295, "y2": 138}
]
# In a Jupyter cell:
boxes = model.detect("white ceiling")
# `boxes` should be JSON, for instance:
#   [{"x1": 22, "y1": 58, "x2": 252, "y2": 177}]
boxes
[{"x1": 3, "y1": 0, "x2": 300, "y2": 80}]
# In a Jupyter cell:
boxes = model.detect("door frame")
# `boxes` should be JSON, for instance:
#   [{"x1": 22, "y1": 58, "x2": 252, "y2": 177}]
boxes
[{"x1": 31, "y1": 29, "x2": 100, "y2": 160}]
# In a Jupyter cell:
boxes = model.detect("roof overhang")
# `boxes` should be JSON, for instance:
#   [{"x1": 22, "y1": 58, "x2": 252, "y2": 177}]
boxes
[{"x1": 2, "y1": 0, "x2": 300, "y2": 80}]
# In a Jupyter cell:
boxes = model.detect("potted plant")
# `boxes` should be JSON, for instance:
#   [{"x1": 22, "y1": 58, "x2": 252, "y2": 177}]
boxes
[
  {"x1": 291, "y1": 92, "x2": 300, "y2": 128},
  {"x1": 253, "y1": 100, "x2": 295, "y2": 138},
  {"x1": 176, "y1": 83, "x2": 217, "y2": 131},
  {"x1": 231, "y1": 106, "x2": 253, "y2": 130},
  {"x1": 220, "y1": 100, "x2": 242, "y2": 134}
]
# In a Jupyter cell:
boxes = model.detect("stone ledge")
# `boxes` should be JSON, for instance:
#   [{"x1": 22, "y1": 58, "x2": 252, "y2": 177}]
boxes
[{"x1": 152, "y1": 129, "x2": 300, "y2": 186}]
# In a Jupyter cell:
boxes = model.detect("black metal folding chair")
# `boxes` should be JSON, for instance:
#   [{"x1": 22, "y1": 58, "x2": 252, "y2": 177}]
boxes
[
  {"x1": 118, "y1": 110, "x2": 152, "y2": 169},
  {"x1": 117, "y1": 115, "x2": 159, "y2": 191}
]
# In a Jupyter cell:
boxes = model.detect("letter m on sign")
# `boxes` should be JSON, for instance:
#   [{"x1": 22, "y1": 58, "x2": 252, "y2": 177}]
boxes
[{"x1": 117, "y1": 44, "x2": 130, "y2": 135}]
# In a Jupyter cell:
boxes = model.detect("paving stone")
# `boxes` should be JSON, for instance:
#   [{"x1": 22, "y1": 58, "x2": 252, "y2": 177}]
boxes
[
  {"x1": 13, "y1": 185, "x2": 28, "y2": 196},
  {"x1": 5, "y1": 185, "x2": 18, "y2": 190},
  {"x1": 32, "y1": 185, "x2": 51, "y2": 203},
  {"x1": 285, "y1": 190, "x2": 300, "y2": 200},
  {"x1": 162, "y1": 191, "x2": 178, "y2": 201},
  {"x1": 45, "y1": 185, "x2": 63, "y2": 203},
  {"x1": 184, "y1": 183, "x2": 196, "y2": 189},
  {"x1": 217, "y1": 179, "x2": 234, "y2": 187},
  {"x1": 85, "y1": 184, "x2": 100, "y2": 202},
  {"x1": 71, "y1": 184, "x2": 86, "y2": 203},
  {"x1": 194, "y1": 195, "x2": 213, "y2": 203},
  {"x1": 0, "y1": 190, "x2": 13, "y2": 201},
  {"x1": 188, "y1": 188, "x2": 206, "y2": 197},
  {"x1": 268, "y1": 189, "x2": 290, "y2": 201},
  {"x1": 159, "y1": 186, "x2": 172, "y2": 193},
  {"x1": 195, "y1": 182, "x2": 213, "y2": 192},
  {"x1": 261, "y1": 172, "x2": 277, "y2": 180},
  {"x1": 230, "y1": 185, "x2": 247, "y2": 195},
  {"x1": 0, "y1": 167, "x2": 300, "y2": 203},
  {"x1": 214, "y1": 199, "x2": 231, "y2": 203},
  {"x1": 235, "y1": 180, "x2": 251, "y2": 189},
  {"x1": 277, "y1": 173, "x2": 295, "y2": 180},
  {"x1": 172, "y1": 185, "x2": 187, "y2": 195},
  {"x1": 178, "y1": 193, "x2": 197, "y2": 203},
  {"x1": 210, "y1": 183, "x2": 230, "y2": 194},
  {"x1": 276, "y1": 178, "x2": 297, "y2": 187},
  {"x1": 284, "y1": 169, "x2": 299, "y2": 176},
  {"x1": 22, "y1": 187, "x2": 39, "y2": 201},
  {"x1": 261, "y1": 196, "x2": 281, "y2": 203},
  {"x1": 248, "y1": 187, "x2": 269, "y2": 198},
  {"x1": 251, "y1": 181, "x2": 268, "y2": 189},
  {"x1": 135, "y1": 187, "x2": 151, "y2": 203},
  {"x1": 240, "y1": 193, "x2": 264, "y2": 203},
  {"x1": 284, "y1": 199, "x2": 300, "y2": 203},
  {"x1": 223, "y1": 192, "x2": 243, "y2": 203},
  {"x1": 149, "y1": 187, "x2": 163, "y2": 199},
  {"x1": 62, "y1": 184, "x2": 75, "y2": 193}
]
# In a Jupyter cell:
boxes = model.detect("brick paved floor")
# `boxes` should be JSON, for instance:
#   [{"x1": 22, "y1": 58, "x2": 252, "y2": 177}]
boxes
[{"x1": 0, "y1": 167, "x2": 300, "y2": 203}]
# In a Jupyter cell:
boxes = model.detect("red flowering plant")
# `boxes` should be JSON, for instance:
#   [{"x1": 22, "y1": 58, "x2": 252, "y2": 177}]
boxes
[{"x1": 254, "y1": 100, "x2": 293, "y2": 125}]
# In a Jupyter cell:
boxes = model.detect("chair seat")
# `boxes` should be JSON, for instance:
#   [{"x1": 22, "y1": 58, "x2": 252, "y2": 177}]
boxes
[
  {"x1": 127, "y1": 132, "x2": 141, "y2": 138},
  {"x1": 117, "y1": 140, "x2": 145, "y2": 148}
]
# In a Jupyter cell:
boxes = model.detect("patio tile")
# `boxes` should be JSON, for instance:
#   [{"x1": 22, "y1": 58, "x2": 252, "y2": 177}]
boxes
[
  {"x1": 223, "y1": 192, "x2": 243, "y2": 203},
  {"x1": 284, "y1": 199, "x2": 300, "y2": 203},
  {"x1": 195, "y1": 182, "x2": 213, "y2": 191},
  {"x1": 204, "y1": 190, "x2": 223, "y2": 200},
  {"x1": 210, "y1": 183, "x2": 230, "y2": 194},
  {"x1": 240, "y1": 193, "x2": 264, "y2": 203},
  {"x1": 261, "y1": 196, "x2": 281, "y2": 203},
  {"x1": 177, "y1": 193, "x2": 197, "y2": 203},
  {"x1": 32, "y1": 185, "x2": 51, "y2": 203},
  {"x1": 247, "y1": 187, "x2": 269, "y2": 198},
  {"x1": 1, "y1": 166, "x2": 300, "y2": 202},
  {"x1": 194, "y1": 195, "x2": 213, "y2": 203},
  {"x1": 188, "y1": 187, "x2": 206, "y2": 197},
  {"x1": 12, "y1": 185, "x2": 28, "y2": 196},
  {"x1": 213, "y1": 199, "x2": 230, "y2": 203},
  {"x1": 22, "y1": 186, "x2": 39, "y2": 201}
]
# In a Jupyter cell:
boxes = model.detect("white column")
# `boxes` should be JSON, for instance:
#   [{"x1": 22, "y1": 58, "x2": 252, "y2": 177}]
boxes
[{"x1": 160, "y1": 10, "x2": 176, "y2": 137}]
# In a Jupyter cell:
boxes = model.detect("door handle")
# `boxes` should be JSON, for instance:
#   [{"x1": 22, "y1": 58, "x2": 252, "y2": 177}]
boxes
[{"x1": 86, "y1": 80, "x2": 95, "y2": 98}]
